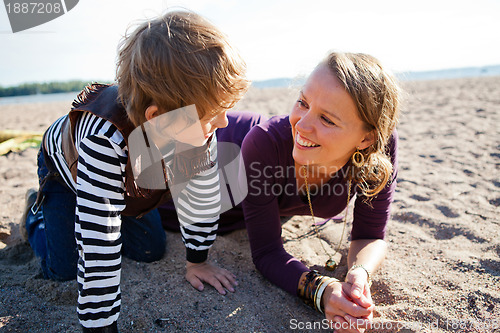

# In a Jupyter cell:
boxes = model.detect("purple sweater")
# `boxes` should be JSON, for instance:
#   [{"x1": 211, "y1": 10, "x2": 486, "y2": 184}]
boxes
[{"x1": 241, "y1": 115, "x2": 398, "y2": 295}]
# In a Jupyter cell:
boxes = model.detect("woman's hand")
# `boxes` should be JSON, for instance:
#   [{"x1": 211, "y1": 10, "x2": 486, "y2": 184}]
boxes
[
  {"x1": 185, "y1": 261, "x2": 238, "y2": 295},
  {"x1": 345, "y1": 266, "x2": 373, "y2": 308},
  {"x1": 322, "y1": 281, "x2": 374, "y2": 333}
]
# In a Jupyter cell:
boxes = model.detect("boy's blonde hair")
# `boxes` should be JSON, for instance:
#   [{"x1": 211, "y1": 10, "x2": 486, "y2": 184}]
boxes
[
  {"x1": 323, "y1": 52, "x2": 401, "y2": 198},
  {"x1": 116, "y1": 10, "x2": 250, "y2": 126}
]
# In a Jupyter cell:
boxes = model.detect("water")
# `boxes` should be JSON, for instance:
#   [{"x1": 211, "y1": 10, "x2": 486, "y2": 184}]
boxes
[
  {"x1": 1, "y1": 64, "x2": 499, "y2": 105},
  {"x1": 396, "y1": 64, "x2": 500, "y2": 81},
  {"x1": 0, "y1": 91, "x2": 78, "y2": 106},
  {"x1": 251, "y1": 65, "x2": 500, "y2": 88}
]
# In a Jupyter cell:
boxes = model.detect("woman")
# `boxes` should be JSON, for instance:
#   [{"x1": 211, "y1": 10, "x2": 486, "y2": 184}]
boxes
[
  {"x1": 160, "y1": 51, "x2": 400, "y2": 331},
  {"x1": 239, "y1": 52, "x2": 400, "y2": 332}
]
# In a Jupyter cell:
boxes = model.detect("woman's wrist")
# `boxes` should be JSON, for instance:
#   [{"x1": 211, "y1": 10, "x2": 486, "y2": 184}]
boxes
[
  {"x1": 346, "y1": 264, "x2": 372, "y2": 287},
  {"x1": 316, "y1": 278, "x2": 338, "y2": 313},
  {"x1": 298, "y1": 270, "x2": 339, "y2": 314}
]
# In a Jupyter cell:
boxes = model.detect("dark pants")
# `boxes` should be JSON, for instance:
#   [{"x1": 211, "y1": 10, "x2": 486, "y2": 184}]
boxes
[{"x1": 26, "y1": 148, "x2": 166, "y2": 281}]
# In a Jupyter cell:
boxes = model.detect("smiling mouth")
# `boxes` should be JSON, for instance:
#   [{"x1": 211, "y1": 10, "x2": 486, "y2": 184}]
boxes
[{"x1": 296, "y1": 133, "x2": 320, "y2": 148}]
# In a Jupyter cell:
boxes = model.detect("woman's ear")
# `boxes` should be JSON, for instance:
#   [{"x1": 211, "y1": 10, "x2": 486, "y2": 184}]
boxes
[
  {"x1": 145, "y1": 105, "x2": 159, "y2": 121},
  {"x1": 358, "y1": 129, "x2": 376, "y2": 150}
]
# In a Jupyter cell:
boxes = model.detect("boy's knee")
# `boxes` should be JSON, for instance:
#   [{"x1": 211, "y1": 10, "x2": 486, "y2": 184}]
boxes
[
  {"x1": 127, "y1": 231, "x2": 166, "y2": 263},
  {"x1": 141, "y1": 245, "x2": 165, "y2": 263},
  {"x1": 41, "y1": 260, "x2": 77, "y2": 281},
  {"x1": 146, "y1": 232, "x2": 166, "y2": 262}
]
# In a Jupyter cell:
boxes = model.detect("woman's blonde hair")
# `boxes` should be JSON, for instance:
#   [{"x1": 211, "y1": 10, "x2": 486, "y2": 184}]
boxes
[
  {"x1": 323, "y1": 52, "x2": 401, "y2": 198},
  {"x1": 116, "y1": 10, "x2": 250, "y2": 126}
]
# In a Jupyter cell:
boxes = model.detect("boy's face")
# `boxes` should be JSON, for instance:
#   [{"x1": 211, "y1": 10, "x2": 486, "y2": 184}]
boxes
[
  {"x1": 199, "y1": 111, "x2": 229, "y2": 143},
  {"x1": 145, "y1": 105, "x2": 229, "y2": 147},
  {"x1": 171, "y1": 111, "x2": 228, "y2": 147}
]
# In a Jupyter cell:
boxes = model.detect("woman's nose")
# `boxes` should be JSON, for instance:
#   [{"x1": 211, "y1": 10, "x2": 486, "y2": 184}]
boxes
[{"x1": 296, "y1": 110, "x2": 314, "y2": 133}]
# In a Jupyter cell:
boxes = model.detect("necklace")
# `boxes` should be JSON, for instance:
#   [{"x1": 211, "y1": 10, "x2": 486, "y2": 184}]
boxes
[{"x1": 301, "y1": 166, "x2": 352, "y2": 271}]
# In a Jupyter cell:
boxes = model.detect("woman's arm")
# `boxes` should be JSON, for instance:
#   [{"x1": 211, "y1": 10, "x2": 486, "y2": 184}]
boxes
[
  {"x1": 323, "y1": 130, "x2": 397, "y2": 331},
  {"x1": 320, "y1": 131, "x2": 397, "y2": 331},
  {"x1": 293, "y1": 241, "x2": 386, "y2": 331},
  {"x1": 346, "y1": 239, "x2": 387, "y2": 297},
  {"x1": 241, "y1": 124, "x2": 309, "y2": 295},
  {"x1": 320, "y1": 131, "x2": 397, "y2": 332},
  {"x1": 317, "y1": 240, "x2": 386, "y2": 333}
]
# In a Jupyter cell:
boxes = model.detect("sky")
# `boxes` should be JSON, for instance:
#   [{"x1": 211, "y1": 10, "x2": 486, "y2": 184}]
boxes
[{"x1": 1, "y1": 0, "x2": 499, "y2": 87}]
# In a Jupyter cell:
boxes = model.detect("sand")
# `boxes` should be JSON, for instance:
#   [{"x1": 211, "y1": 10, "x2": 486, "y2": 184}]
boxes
[{"x1": 0, "y1": 77, "x2": 499, "y2": 332}]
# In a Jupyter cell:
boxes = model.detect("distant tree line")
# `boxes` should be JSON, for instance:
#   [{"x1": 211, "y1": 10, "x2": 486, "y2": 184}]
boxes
[{"x1": 0, "y1": 80, "x2": 111, "y2": 97}]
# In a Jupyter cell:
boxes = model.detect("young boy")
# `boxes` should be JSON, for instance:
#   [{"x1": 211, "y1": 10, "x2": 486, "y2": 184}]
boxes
[{"x1": 22, "y1": 10, "x2": 249, "y2": 332}]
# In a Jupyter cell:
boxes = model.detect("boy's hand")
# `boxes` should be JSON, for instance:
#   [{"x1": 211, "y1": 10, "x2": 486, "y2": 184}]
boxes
[{"x1": 185, "y1": 261, "x2": 238, "y2": 295}]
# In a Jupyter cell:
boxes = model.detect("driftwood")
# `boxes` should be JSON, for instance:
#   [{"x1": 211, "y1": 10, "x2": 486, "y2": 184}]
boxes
[{"x1": 0, "y1": 130, "x2": 43, "y2": 155}]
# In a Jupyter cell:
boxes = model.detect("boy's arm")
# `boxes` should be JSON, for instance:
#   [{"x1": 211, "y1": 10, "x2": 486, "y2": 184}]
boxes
[
  {"x1": 175, "y1": 166, "x2": 220, "y2": 262},
  {"x1": 174, "y1": 138, "x2": 237, "y2": 294}
]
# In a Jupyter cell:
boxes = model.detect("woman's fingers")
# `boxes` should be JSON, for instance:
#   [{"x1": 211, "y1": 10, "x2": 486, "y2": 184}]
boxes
[
  {"x1": 324, "y1": 282, "x2": 373, "y2": 319},
  {"x1": 348, "y1": 283, "x2": 373, "y2": 313},
  {"x1": 341, "y1": 283, "x2": 373, "y2": 316},
  {"x1": 338, "y1": 293, "x2": 372, "y2": 318},
  {"x1": 344, "y1": 314, "x2": 371, "y2": 330},
  {"x1": 350, "y1": 280, "x2": 364, "y2": 298},
  {"x1": 346, "y1": 270, "x2": 373, "y2": 309},
  {"x1": 331, "y1": 315, "x2": 367, "y2": 333}
]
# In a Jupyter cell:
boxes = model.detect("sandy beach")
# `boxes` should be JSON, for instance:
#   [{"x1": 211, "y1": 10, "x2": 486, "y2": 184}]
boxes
[{"x1": 0, "y1": 77, "x2": 499, "y2": 332}]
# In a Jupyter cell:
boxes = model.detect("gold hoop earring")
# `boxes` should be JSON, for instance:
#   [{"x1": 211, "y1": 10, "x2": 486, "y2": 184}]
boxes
[{"x1": 351, "y1": 148, "x2": 365, "y2": 168}]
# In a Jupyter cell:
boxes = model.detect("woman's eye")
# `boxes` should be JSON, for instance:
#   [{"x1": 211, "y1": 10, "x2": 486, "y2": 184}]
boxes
[
  {"x1": 297, "y1": 99, "x2": 308, "y2": 108},
  {"x1": 321, "y1": 115, "x2": 335, "y2": 125}
]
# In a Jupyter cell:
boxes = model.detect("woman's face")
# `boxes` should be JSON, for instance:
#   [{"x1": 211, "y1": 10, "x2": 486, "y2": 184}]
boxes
[{"x1": 290, "y1": 64, "x2": 374, "y2": 176}]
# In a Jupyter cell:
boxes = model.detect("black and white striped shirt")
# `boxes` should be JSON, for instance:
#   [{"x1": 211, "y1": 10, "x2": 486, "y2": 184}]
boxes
[{"x1": 44, "y1": 112, "x2": 221, "y2": 328}]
